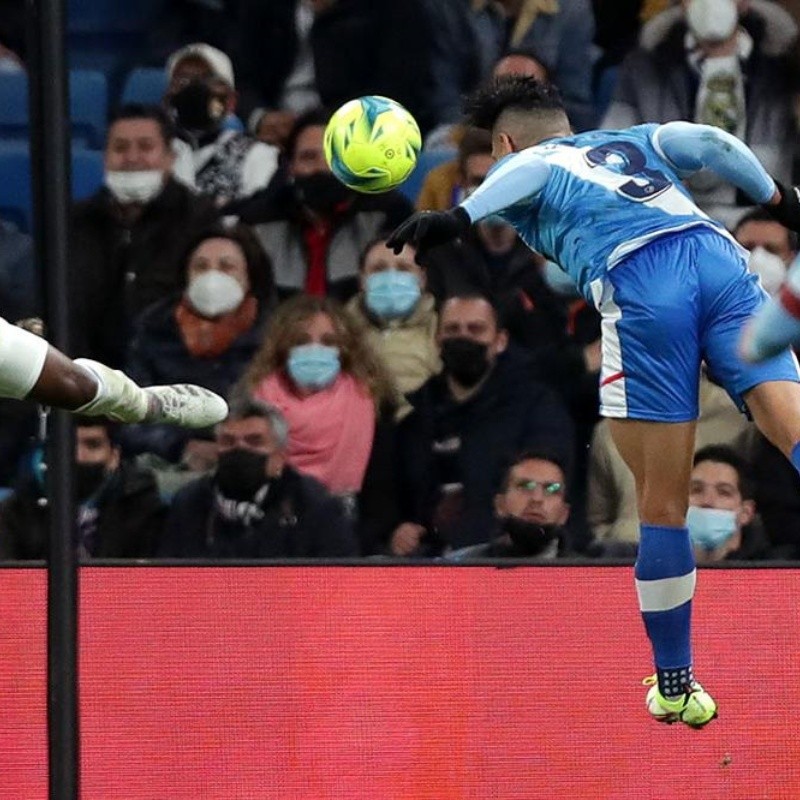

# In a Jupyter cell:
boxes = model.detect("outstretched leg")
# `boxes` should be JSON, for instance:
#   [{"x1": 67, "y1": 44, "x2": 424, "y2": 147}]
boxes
[
  {"x1": 0, "y1": 317, "x2": 227, "y2": 428},
  {"x1": 608, "y1": 417, "x2": 717, "y2": 728}
]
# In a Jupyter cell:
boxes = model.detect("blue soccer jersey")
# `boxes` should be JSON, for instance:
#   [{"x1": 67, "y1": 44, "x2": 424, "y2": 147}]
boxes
[{"x1": 460, "y1": 122, "x2": 775, "y2": 301}]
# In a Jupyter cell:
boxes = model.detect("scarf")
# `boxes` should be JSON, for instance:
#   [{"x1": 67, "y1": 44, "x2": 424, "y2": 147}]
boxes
[
  {"x1": 175, "y1": 295, "x2": 258, "y2": 359},
  {"x1": 253, "y1": 371, "x2": 375, "y2": 493}
]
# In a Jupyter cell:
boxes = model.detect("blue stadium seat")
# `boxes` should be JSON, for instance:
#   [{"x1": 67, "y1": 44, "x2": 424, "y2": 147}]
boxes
[
  {"x1": 121, "y1": 67, "x2": 167, "y2": 105},
  {"x1": 0, "y1": 70, "x2": 108, "y2": 148},
  {"x1": 398, "y1": 149, "x2": 457, "y2": 204},
  {"x1": 67, "y1": 0, "x2": 164, "y2": 34},
  {"x1": 0, "y1": 144, "x2": 105, "y2": 232}
]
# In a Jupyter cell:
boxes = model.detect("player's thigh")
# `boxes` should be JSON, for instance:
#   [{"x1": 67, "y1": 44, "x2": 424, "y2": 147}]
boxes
[
  {"x1": 599, "y1": 236, "x2": 703, "y2": 423},
  {"x1": 608, "y1": 417, "x2": 696, "y2": 526},
  {"x1": 0, "y1": 316, "x2": 48, "y2": 399},
  {"x1": 698, "y1": 239, "x2": 800, "y2": 418},
  {"x1": 744, "y1": 380, "x2": 800, "y2": 457}
]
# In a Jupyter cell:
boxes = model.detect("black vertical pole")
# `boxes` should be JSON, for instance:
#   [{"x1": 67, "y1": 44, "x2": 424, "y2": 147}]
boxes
[{"x1": 25, "y1": 1, "x2": 80, "y2": 799}]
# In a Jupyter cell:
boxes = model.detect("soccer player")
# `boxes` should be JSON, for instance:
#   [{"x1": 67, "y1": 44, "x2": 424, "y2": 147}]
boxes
[
  {"x1": 0, "y1": 316, "x2": 227, "y2": 427},
  {"x1": 387, "y1": 76, "x2": 800, "y2": 729}
]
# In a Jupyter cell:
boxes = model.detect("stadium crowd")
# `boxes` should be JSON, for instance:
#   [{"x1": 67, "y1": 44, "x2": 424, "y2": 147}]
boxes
[{"x1": 1, "y1": 0, "x2": 800, "y2": 562}]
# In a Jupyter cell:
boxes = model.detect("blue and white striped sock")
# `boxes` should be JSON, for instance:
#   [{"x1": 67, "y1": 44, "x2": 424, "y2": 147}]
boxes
[{"x1": 635, "y1": 524, "x2": 696, "y2": 699}]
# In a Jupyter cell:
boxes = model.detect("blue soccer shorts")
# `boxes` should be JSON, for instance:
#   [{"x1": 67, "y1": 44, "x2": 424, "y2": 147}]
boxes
[{"x1": 595, "y1": 226, "x2": 800, "y2": 422}]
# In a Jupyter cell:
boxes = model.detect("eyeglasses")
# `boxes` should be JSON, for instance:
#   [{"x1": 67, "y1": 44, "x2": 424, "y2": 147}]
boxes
[{"x1": 510, "y1": 479, "x2": 564, "y2": 496}]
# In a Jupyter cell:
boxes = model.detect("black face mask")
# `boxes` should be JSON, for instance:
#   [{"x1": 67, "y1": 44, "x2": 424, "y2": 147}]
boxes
[
  {"x1": 440, "y1": 337, "x2": 492, "y2": 388},
  {"x1": 293, "y1": 172, "x2": 351, "y2": 215},
  {"x1": 216, "y1": 449, "x2": 269, "y2": 501},
  {"x1": 502, "y1": 516, "x2": 560, "y2": 556},
  {"x1": 169, "y1": 81, "x2": 226, "y2": 137},
  {"x1": 75, "y1": 462, "x2": 107, "y2": 502}
]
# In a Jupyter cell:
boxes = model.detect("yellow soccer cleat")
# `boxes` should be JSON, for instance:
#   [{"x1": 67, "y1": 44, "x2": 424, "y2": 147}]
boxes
[{"x1": 643, "y1": 674, "x2": 718, "y2": 729}]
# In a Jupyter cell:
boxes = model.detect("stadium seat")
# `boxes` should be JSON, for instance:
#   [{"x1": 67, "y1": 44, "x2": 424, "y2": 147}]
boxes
[
  {"x1": 67, "y1": 0, "x2": 164, "y2": 34},
  {"x1": 398, "y1": 149, "x2": 457, "y2": 204},
  {"x1": 121, "y1": 67, "x2": 167, "y2": 105},
  {"x1": 0, "y1": 144, "x2": 105, "y2": 232},
  {"x1": 0, "y1": 70, "x2": 108, "y2": 148}
]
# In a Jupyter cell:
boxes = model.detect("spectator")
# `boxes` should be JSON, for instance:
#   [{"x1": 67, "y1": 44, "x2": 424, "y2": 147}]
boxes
[
  {"x1": 0, "y1": 418, "x2": 164, "y2": 560},
  {"x1": 159, "y1": 396, "x2": 358, "y2": 558},
  {"x1": 602, "y1": 0, "x2": 799, "y2": 228},
  {"x1": 733, "y1": 208, "x2": 798, "y2": 297},
  {"x1": 392, "y1": 293, "x2": 574, "y2": 557},
  {"x1": 231, "y1": 108, "x2": 414, "y2": 302},
  {"x1": 687, "y1": 444, "x2": 773, "y2": 562},
  {"x1": 69, "y1": 103, "x2": 219, "y2": 367},
  {"x1": 244, "y1": 294, "x2": 400, "y2": 553},
  {"x1": 234, "y1": 0, "x2": 436, "y2": 136},
  {"x1": 122, "y1": 223, "x2": 274, "y2": 461},
  {"x1": 447, "y1": 450, "x2": 573, "y2": 559},
  {"x1": 473, "y1": 0, "x2": 597, "y2": 130},
  {"x1": 165, "y1": 43, "x2": 280, "y2": 205},
  {"x1": 345, "y1": 237, "x2": 440, "y2": 418}
]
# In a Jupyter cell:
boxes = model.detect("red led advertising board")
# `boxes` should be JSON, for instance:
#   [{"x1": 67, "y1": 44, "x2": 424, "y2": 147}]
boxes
[{"x1": 1, "y1": 566, "x2": 798, "y2": 798}]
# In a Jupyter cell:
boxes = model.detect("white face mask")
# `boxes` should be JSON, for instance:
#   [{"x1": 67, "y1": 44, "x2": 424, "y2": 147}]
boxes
[
  {"x1": 186, "y1": 270, "x2": 245, "y2": 318},
  {"x1": 748, "y1": 246, "x2": 787, "y2": 298},
  {"x1": 686, "y1": 0, "x2": 738, "y2": 43},
  {"x1": 104, "y1": 169, "x2": 164, "y2": 204}
]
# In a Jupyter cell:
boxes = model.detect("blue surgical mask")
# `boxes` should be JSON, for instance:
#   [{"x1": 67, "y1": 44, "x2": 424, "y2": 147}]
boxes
[
  {"x1": 686, "y1": 506, "x2": 737, "y2": 551},
  {"x1": 542, "y1": 259, "x2": 581, "y2": 298},
  {"x1": 287, "y1": 343, "x2": 340, "y2": 391},
  {"x1": 365, "y1": 270, "x2": 421, "y2": 320}
]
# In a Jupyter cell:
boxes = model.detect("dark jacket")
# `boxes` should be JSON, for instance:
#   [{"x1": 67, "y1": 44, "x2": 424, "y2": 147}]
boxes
[
  {"x1": 158, "y1": 466, "x2": 359, "y2": 559},
  {"x1": 397, "y1": 346, "x2": 575, "y2": 551},
  {"x1": 0, "y1": 462, "x2": 165, "y2": 560},
  {"x1": 234, "y1": 0, "x2": 436, "y2": 131},
  {"x1": 120, "y1": 296, "x2": 269, "y2": 460},
  {"x1": 69, "y1": 178, "x2": 219, "y2": 366},
  {"x1": 232, "y1": 181, "x2": 413, "y2": 303}
]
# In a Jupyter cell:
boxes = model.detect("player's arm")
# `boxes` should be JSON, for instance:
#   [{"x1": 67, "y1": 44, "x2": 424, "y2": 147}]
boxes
[
  {"x1": 649, "y1": 121, "x2": 800, "y2": 230},
  {"x1": 651, "y1": 121, "x2": 778, "y2": 204},
  {"x1": 387, "y1": 149, "x2": 551, "y2": 255}
]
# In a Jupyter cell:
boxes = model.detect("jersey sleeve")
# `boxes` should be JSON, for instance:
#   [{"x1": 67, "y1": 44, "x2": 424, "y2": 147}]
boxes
[
  {"x1": 651, "y1": 121, "x2": 776, "y2": 204},
  {"x1": 459, "y1": 148, "x2": 551, "y2": 222}
]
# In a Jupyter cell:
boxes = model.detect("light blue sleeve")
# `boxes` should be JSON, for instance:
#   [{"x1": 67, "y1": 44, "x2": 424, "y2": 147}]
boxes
[
  {"x1": 651, "y1": 121, "x2": 776, "y2": 204},
  {"x1": 459, "y1": 148, "x2": 551, "y2": 222}
]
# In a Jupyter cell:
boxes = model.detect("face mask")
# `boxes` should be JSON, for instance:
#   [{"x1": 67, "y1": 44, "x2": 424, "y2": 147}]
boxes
[
  {"x1": 105, "y1": 169, "x2": 164, "y2": 204},
  {"x1": 293, "y1": 172, "x2": 351, "y2": 215},
  {"x1": 686, "y1": 505, "x2": 737, "y2": 551},
  {"x1": 169, "y1": 81, "x2": 226, "y2": 136},
  {"x1": 440, "y1": 337, "x2": 492, "y2": 388},
  {"x1": 365, "y1": 270, "x2": 421, "y2": 320},
  {"x1": 685, "y1": 0, "x2": 738, "y2": 42},
  {"x1": 186, "y1": 270, "x2": 245, "y2": 318},
  {"x1": 216, "y1": 449, "x2": 269, "y2": 501},
  {"x1": 287, "y1": 343, "x2": 341, "y2": 391},
  {"x1": 502, "y1": 516, "x2": 560, "y2": 555},
  {"x1": 542, "y1": 259, "x2": 581, "y2": 298},
  {"x1": 748, "y1": 247, "x2": 786, "y2": 298},
  {"x1": 75, "y1": 462, "x2": 107, "y2": 502}
]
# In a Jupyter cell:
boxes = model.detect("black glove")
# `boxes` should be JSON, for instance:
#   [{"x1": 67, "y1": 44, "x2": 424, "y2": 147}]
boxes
[
  {"x1": 763, "y1": 180, "x2": 800, "y2": 233},
  {"x1": 386, "y1": 207, "x2": 471, "y2": 258}
]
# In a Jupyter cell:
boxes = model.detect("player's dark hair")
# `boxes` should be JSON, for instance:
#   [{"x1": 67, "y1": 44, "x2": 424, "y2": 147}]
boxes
[
  {"x1": 108, "y1": 103, "x2": 174, "y2": 146},
  {"x1": 733, "y1": 207, "x2": 799, "y2": 252},
  {"x1": 465, "y1": 75, "x2": 566, "y2": 131},
  {"x1": 693, "y1": 445, "x2": 754, "y2": 500}
]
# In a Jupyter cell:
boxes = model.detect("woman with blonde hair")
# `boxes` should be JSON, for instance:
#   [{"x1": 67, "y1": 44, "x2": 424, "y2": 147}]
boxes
[{"x1": 245, "y1": 294, "x2": 399, "y2": 552}]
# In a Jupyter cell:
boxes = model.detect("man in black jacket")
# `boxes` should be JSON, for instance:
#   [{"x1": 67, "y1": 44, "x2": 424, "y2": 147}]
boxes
[
  {"x1": 391, "y1": 293, "x2": 574, "y2": 556},
  {"x1": 70, "y1": 103, "x2": 219, "y2": 367},
  {"x1": 159, "y1": 394, "x2": 359, "y2": 558},
  {"x1": 0, "y1": 418, "x2": 165, "y2": 560}
]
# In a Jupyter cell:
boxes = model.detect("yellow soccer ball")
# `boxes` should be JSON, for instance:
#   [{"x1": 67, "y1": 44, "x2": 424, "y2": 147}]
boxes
[{"x1": 324, "y1": 95, "x2": 421, "y2": 194}]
